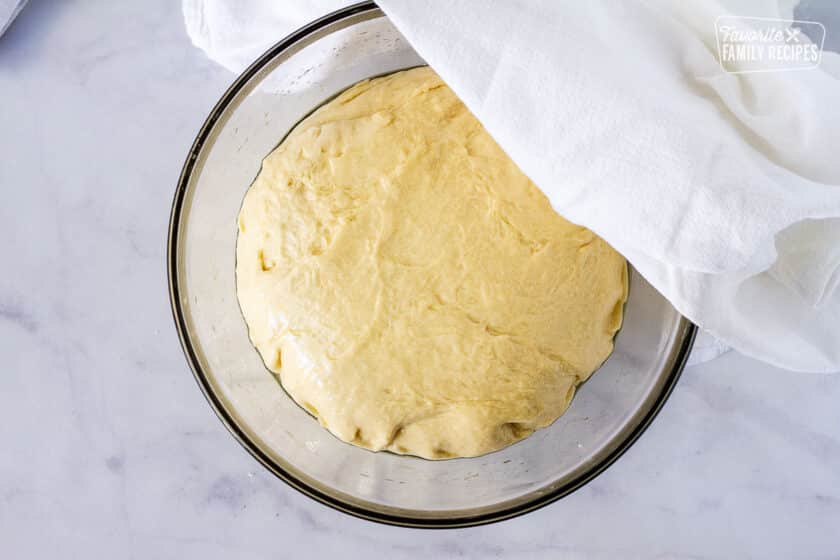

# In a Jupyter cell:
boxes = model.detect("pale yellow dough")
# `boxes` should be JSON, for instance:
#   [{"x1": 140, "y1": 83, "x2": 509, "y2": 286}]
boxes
[{"x1": 236, "y1": 67, "x2": 627, "y2": 459}]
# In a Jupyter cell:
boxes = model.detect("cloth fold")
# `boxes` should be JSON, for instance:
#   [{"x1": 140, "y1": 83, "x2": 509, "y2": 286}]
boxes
[
  {"x1": 0, "y1": 0, "x2": 27, "y2": 37},
  {"x1": 183, "y1": 0, "x2": 840, "y2": 372}
]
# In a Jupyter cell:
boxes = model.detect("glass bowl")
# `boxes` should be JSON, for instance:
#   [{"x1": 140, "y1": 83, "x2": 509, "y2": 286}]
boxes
[{"x1": 168, "y1": 1, "x2": 696, "y2": 528}]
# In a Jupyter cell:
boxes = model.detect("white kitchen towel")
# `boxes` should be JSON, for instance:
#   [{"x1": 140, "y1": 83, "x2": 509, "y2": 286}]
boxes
[
  {"x1": 182, "y1": 0, "x2": 349, "y2": 77},
  {"x1": 0, "y1": 0, "x2": 27, "y2": 37},
  {"x1": 183, "y1": 0, "x2": 840, "y2": 372}
]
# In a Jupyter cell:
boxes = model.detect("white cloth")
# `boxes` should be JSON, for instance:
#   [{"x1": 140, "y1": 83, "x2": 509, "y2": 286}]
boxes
[
  {"x1": 182, "y1": 0, "x2": 349, "y2": 75},
  {"x1": 183, "y1": 0, "x2": 840, "y2": 372},
  {"x1": 0, "y1": 0, "x2": 27, "y2": 37}
]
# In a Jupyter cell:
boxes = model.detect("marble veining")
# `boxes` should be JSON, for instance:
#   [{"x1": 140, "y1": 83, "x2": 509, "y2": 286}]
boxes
[{"x1": 0, "y1": 1, "x2": 838, "y2": 558}]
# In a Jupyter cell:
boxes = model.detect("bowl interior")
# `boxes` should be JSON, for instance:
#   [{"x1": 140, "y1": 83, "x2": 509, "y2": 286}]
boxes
[{"x1": 170, "y1": 4, "x2": 694, "y2": 526}]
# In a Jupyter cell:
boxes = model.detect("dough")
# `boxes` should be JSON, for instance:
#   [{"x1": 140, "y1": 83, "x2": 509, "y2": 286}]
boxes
[{"x1": 236, "y1": 67, "x2": 627, "y2": 459}]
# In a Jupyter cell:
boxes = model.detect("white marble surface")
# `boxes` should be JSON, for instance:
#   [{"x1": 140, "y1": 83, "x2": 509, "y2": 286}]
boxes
[{"x1": 1, "y1": 1, "x2": 839, "y2": 558}]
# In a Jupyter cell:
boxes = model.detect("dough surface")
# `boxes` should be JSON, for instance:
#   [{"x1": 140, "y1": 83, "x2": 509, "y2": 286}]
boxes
[{"x1": 236, "y1": 67, "x2": 627, "y2": 459}]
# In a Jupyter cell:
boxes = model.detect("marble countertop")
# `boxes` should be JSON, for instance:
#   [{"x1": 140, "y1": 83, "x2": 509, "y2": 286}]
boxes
[{"x1": 1, "y1": 1, "x2": 838, "y2": 558}]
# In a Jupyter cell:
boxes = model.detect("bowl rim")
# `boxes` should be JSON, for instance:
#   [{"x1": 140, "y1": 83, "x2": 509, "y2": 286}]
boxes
[{"x1": 167, "y1": 0, "x2": 698, "y2": 528}]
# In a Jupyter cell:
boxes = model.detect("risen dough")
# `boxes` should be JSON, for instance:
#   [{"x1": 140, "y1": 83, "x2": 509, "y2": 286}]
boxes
[{"x1": 236, "y1": 67, "x2": 627, "y2": 459}]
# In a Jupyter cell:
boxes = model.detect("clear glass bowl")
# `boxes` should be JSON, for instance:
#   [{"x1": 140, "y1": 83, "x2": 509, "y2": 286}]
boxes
[{"x1": 168, "y1": 2, "x2": 696, "y2": 527}]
